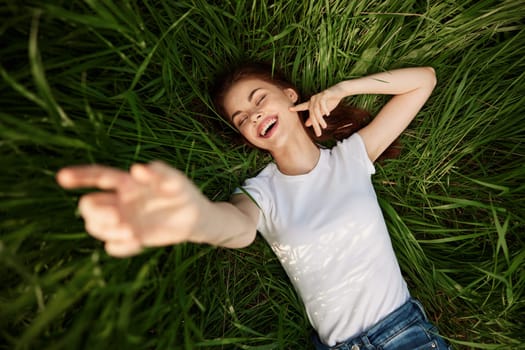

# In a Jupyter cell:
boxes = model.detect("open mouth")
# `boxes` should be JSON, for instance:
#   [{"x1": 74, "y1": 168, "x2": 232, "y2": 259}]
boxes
[{"x1": 259, "y1": 117, "x2": 278, "y2": 138}]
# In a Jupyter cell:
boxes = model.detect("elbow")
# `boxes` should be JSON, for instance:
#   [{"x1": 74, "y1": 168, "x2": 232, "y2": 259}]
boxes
[
  {"x1": 236, "y1": 217, "x2": 258, "y2": 248},
  {"x1": 226, "y1": 212, "x2": 258, "y2": 249},
  {"x1": 225, "y1": 228, "x2": 256, "y2": 249},
  {"x1": 236, "y1": 230, "x2": 257, "y2": 249},
  {"x1": 424, "y1": 66, "x2": 437, "y2": 89}
]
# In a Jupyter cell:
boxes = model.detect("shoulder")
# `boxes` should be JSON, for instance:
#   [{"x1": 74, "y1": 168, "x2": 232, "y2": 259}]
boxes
[
  {"x1": 332, "y1": 133, "x2": 375, "y2": 175},
  {"x1": 233, "y1": 162, "x2": 276, "y2": 201},
  {"x1": 332, "y1": 133, "x2": 367, "y2": 158},
  {"x1": 335, "y1": 132, "x2": 364, "y2": 149},
  {"x1": 243, "y1": 162, "x2": 276, "y2": 186}
]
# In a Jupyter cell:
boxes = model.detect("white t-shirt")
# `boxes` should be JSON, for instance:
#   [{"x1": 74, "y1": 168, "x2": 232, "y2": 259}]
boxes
[{"x1": 237, "y1": 133, "x2": 409, "y2": 346}]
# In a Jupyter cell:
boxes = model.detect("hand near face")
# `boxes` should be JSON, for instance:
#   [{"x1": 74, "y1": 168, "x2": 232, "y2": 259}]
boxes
[
  {"x1": 289, "y1": 83, "x2": 345, "y2": 137},
  {"x1": 56, "y1": 161, "x2": 211, "y2": 257}
]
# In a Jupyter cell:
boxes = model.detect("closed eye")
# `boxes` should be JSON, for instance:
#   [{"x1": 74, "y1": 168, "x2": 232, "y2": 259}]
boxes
[
  {"x1": 238, "y1": 115, "x2": 248, "y2": 126},
  {"x1": 256, "y1": 95, "x2": 266, "y2": 105}
]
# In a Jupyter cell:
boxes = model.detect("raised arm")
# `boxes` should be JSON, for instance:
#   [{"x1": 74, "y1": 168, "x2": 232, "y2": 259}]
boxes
[
  {"x1": 348, "y1": 67, "x2": 436, "y2": 161},
  {"x1": 56, "y1": 161, "x2": 259, "y2": 257},
  {"x1": 291, "y1": 67, "x2": 437, "y2": 162}
]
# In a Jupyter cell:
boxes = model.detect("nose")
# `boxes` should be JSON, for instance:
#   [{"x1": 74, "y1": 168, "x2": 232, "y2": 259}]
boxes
[{"x1": 250, "y1": 111, "x2": 262, "y2": 123}]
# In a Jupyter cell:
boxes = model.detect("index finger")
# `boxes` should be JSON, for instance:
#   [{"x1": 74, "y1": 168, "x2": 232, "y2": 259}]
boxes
[
  {"x1": 289, "y1": 101, "x2": 309, "y2": 112},
  {"x1": 56, "y1": 165, "x2": 129, "y2": 190}
]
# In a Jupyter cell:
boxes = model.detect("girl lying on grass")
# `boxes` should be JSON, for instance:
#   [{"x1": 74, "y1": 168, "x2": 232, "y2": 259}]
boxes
[{"x1": 57, "y1": 63, "x2": 450, "y2": 349}]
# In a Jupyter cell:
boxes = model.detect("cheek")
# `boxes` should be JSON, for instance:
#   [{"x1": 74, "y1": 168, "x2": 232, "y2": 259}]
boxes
[{"x1": 238, "y1": 123, "x2": 253, "y2": 137}]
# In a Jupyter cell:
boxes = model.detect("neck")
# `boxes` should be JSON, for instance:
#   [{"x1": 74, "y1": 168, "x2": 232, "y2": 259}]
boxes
[{"x1": 270, "y1": 131, "x2": 320, "y2": 176}]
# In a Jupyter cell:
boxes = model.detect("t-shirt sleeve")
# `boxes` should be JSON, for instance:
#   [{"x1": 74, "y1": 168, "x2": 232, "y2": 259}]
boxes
[
  {"x1": 337, "y1": 133, "x2": 376, "y2": 175},
  {"x1": 232, "y1": 175, "x2": 269, "y2": 232}
]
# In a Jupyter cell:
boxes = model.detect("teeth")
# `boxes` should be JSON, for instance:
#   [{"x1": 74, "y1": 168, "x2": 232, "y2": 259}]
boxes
[{"x1": 261, "y1": 118, "x2": 277, "y2": 136}]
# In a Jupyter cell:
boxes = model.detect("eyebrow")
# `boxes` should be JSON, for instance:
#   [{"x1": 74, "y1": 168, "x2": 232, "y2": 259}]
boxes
[{"x1": 231, "y1": 88, "x2": 262, "y2": 122}]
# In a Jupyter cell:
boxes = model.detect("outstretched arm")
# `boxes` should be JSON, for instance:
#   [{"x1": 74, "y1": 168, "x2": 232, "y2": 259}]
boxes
[
  {"x1": 56, "y1": 161, "x2": 259, "y2": 257},
  {"x1": 290, "y1": 67, "x2": 437, "y2": 162}
]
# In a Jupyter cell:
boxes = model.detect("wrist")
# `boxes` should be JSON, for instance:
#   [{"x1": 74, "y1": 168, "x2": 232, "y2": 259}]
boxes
[
  {"x1": 183, "y1": 197, "x2": 214, "y2": 245},
  {"x1": 335, "y1": 80, "x2": 356, "y2": 98}
]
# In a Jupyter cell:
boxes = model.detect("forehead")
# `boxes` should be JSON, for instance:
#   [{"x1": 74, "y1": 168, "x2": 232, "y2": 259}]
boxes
[{"x1": 223, "y1": 78, "x2": 281, "y2": 116}]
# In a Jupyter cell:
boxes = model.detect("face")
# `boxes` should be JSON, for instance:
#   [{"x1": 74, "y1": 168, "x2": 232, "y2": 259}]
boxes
[{"x1": 223, "y1": 78, "x2": 300, "y2": 151}]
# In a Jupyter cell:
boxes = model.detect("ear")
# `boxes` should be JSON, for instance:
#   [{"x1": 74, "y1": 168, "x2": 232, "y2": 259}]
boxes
[{"x1": 283, "y1": 88, "x2": 298, "y2": 103}]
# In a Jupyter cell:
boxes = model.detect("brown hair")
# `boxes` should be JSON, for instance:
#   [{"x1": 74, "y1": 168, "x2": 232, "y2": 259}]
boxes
[{"x1": 211, "y1": 62, "x2": 400, "y2": 160}]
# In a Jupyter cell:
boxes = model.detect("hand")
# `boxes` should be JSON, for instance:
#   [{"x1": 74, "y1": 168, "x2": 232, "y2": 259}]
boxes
[
  {"x1": 289, "y1": 83, "x2": 345, "y2": 137},
  {"x1": 56, "y1": 161, "x2": 211, "y2": 257}
]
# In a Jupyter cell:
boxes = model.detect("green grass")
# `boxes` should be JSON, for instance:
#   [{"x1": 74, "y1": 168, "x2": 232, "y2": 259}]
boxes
[{"x1": 1, "y1": 0, "x2": 524, "y2": 349}]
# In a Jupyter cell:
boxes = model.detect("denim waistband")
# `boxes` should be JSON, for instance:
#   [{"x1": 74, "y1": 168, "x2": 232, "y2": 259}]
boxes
[{"x1": 311, "y1": 298, "x2": 428, "y2": 349}]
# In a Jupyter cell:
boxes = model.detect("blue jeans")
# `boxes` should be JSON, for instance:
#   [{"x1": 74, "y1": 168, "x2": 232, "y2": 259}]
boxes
[{"x1": 311, "y1": 298, "x2": 451, "y2": 350}]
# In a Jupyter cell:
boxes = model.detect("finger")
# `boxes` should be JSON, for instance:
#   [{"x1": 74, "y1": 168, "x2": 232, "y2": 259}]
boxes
[
  {"x1": 305, "y1": 117, "x2": 313, "y2": 127},
  {"x1": 321, "y1": 99, "x2": 330, "y2": 118},
  {"x1": 311, "y1": 116, "x2": 322, "y2": 137},
  {"x1": 315, "y1": 123, "x2": 322, "y2": 137},
  {"x1": 130, "y1": 163, "x2": 156, "y2": 184},
  {"x1": 104, "y1": 239, "x2": 143, "y2": 258},
  {"x1": 316, "y1": 115, "x2": 327, "y2": 130},
  {"x1": 57, "y1": 165, "x2": 128, "y2": 190},
  {"x1": 289, "y1": 102, "x2": 309, "y2": 112},
  {"x1": 130, "y1": 161, "x2": 185, "y2": 193},
  {"x1": 312, "y1": 99, "x2": 328, "y2": 129},
  {"x1": 319, "y1": 109, "x2": 328, "y2": 129},
  {"x1": 310, "y1": 103, "x2": 322, "y2": 127},
  {"x1": 146, "y1": 161, "x2": 181, "y2": 178},
  {"x1": 147, "y1": 161, "x2": 188, "y2": 193},
  {"x1": 78, "y1": 191, "x2": 119, "y2": 220},
  {"x1": 85, "y1": 220, "x2": 135, "y2": 242},
  {"x1": 314, "y1": 103, "x2": 323, "y2": 123},
  {"x1": 78, "y1": 193, "x2": 134, "y2": 242}
]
